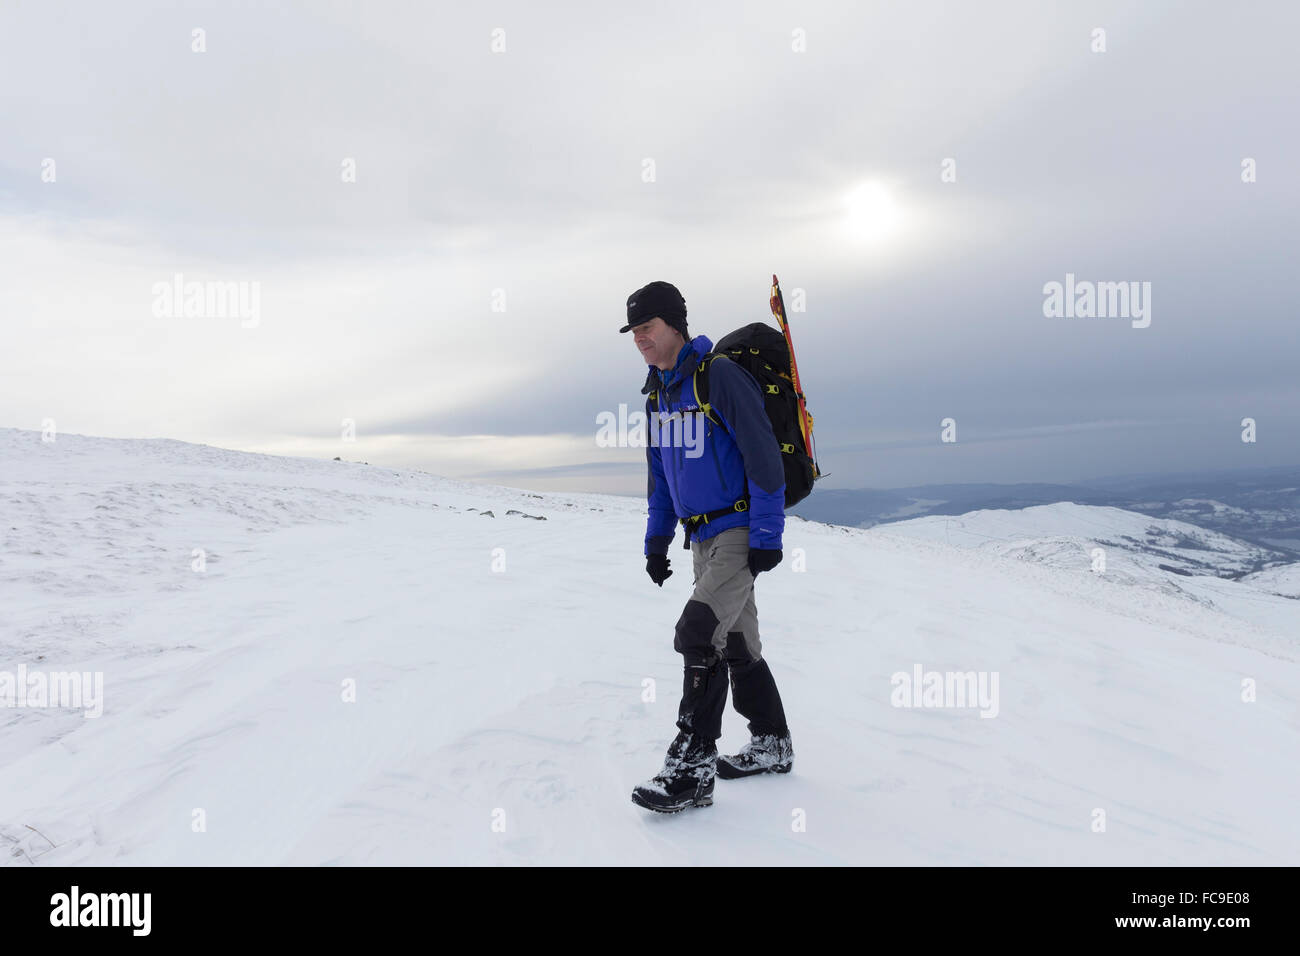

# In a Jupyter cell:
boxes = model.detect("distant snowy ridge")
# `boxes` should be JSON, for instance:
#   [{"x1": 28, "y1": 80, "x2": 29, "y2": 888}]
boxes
[{"x1": 874, "y1": 503, "x2": 1299, "y2": 633}]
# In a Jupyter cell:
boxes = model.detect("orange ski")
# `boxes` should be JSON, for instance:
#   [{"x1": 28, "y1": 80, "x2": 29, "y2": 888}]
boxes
[{"x1": 769, "y1": 275, "x2": 820, "y2": 479}]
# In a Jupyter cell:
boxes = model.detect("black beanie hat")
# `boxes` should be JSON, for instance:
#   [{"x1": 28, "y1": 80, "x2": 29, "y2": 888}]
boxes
[{"x1": 621, "y1": 281, "x2": 689, "y2": 338}]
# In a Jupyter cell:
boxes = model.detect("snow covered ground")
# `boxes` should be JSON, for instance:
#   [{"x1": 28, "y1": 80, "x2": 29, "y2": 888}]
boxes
[
  {"x1": 878, "y1": 504, "x2": 1300, "y2": 636},
  {"x1": 1243, "y1": 563, "x2": 1300, "y2": 600},
  {"x1": 2, "y1": 428, "x2": 1297, "y2": 865}
]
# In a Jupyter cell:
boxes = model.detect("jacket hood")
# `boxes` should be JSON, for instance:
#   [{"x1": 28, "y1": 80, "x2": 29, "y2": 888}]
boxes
[{"x1": 640, "y1": 334, "x2": 713, "y2": 395}]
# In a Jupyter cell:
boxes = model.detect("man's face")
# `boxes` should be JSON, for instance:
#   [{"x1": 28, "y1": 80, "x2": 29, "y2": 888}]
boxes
[{"x1": 632, "y1": 316, "x2": 685, "y2": 370}]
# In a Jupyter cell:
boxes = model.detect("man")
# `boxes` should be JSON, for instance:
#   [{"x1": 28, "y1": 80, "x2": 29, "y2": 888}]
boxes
[{"x1": 623, "y1": 280, "x2": 794, "y2": 814}]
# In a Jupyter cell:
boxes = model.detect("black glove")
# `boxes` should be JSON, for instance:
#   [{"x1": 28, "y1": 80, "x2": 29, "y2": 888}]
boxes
[
  {"x1": 646, "y1": 553, "x2": 673, "y2": 587},
  {"x1": 748, "y1": 548, "x2": 782, "y2": 577}
]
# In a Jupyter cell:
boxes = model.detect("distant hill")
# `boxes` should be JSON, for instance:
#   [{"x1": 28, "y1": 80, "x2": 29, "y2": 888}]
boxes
[{"x1": 791, "y1": 469, "x2": 1300, "y2": 555}]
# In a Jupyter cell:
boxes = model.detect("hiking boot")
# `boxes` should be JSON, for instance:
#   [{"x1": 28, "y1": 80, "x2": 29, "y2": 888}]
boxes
[
  {"x1": 631, "y1": 731, "x2": 717, "y2": 813},
  {"x1": 716, "y1": 732, "x2": 793, "y2": 779}
]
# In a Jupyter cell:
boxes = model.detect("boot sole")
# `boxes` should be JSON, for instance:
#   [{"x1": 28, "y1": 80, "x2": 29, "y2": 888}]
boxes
[
  {"x1": 631, "y1": 785, "x2": 714, "y2": 813},
  {"x1": 716, "y1": 761, "x2": 792, "y2": 780}
]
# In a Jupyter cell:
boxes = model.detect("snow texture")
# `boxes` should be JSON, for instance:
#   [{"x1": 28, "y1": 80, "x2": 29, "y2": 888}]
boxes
[{"x1": 1, "y1": 428, "x2": 1297, "y2": 865}]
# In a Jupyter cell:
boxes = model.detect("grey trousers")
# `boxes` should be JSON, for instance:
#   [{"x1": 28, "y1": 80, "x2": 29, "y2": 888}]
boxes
[
  {"x1": 675, "y1": 525, "x2": 762, "y2": 665},
  {"x1": 671, "y1": 525, "x2": 788, "y2": 741}
]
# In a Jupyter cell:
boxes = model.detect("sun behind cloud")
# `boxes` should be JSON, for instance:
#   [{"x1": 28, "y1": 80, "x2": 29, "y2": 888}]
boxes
[{"x1": 843, "y1": 181, "x2": 902, "y2": 242}]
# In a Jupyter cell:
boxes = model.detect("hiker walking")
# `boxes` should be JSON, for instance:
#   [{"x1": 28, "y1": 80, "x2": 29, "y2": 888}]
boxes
[{"x1": 624, "y1": 280, "x2": 794, "y2": 813}]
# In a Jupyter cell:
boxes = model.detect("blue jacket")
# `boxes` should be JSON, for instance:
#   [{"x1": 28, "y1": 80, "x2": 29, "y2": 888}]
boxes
[{"x1": 643, "y1": 335, "x2": 786, "y2": 555}]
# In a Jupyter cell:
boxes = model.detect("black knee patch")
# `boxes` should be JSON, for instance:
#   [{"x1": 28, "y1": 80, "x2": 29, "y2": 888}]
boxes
[{"x1": 674, "y1": 599, "x2": 720, "y2": 666}]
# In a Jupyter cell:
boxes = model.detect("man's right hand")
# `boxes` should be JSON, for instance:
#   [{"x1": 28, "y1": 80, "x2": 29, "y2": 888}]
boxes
[{"x1": 646, "y1": 553, "x2": 673, "y2": 587}]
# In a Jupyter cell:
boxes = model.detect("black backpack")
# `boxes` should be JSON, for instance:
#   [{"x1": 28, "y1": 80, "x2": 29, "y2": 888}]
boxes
[{"x1": 692, "y1": 322, "x2": 821, "y2": 508}]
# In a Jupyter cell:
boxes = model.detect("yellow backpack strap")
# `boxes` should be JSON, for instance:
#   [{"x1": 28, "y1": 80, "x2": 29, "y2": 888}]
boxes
[{"x1": 692, "y1": 356, "x2": 722, "y2": 426}]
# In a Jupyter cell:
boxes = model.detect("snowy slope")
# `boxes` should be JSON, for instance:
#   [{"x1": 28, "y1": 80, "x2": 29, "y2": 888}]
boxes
[
  {"x1": 1243, "y1": 563, "x2": 1300, "y2": 600},
  {"x1": 2, "y1": 428, "x2": 1298, "y2": 866},
  {"x1": 876, "y1": 503, "x2": 1300, "y2": 636}
]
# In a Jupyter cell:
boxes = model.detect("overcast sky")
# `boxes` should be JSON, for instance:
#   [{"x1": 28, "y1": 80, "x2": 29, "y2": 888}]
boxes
[{"x1": 2, "y1": 0, "x2": 1297, "y2": 497}]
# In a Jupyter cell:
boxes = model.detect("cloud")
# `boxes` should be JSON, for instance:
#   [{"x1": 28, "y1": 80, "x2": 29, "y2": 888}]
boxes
[{"x1": 2, "y1": 0, "x2": 1298, "y2": 490}]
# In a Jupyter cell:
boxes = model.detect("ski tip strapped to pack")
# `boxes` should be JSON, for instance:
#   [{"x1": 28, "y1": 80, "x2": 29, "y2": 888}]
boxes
[{"x1": 767, "y1": 274, "x2": 822, "y2": 488}]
